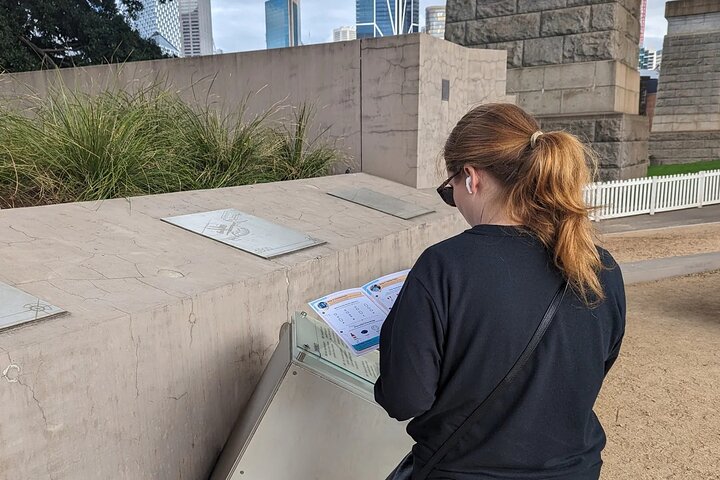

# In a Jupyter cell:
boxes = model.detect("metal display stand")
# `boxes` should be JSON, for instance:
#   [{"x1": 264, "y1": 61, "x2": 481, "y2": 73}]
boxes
[{"x1": 210, "y1": 313, "x2": 413, "y2": 480}]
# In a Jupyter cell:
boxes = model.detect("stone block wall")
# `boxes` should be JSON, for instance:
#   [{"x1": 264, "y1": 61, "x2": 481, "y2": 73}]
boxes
[
  {"x1": 540, "y1": 113, "x2": 649, "y2": 180},
  {"x1": 446, "y1": 0, "x2": 641, "y2": 69},
  {"x1": 650, "y1": 132, "x2": 720, "y2": 164},
  {"x1": 650, "y1": 0, "x2": 720, "y2": 164},
  {"x1": 445, "y1": 0, "x2": 649, "y2": 180},
  {"x1": 506, "y1": 60, "x2": 640, "y2": 115},
  {"x1": 651, "y1": 31, "x2": 720, "y2": 134}
]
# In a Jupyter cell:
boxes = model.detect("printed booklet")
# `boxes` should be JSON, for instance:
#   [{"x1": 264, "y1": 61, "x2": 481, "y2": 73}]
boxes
[{"x1": 308, "y1": 270, "x2": 410, "y2": 356}]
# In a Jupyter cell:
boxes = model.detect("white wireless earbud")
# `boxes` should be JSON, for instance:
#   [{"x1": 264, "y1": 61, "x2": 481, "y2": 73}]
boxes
[{"x1": 466, "y1": 176, "x2": 473, "y2": 194}]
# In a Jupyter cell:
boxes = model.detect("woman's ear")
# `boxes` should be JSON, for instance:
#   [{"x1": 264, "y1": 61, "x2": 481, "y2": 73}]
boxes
[{"x1": 464, "y1": 166, "x2": 481, "y2": 195}]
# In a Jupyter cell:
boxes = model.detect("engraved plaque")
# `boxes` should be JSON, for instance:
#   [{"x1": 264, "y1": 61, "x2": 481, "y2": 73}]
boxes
[
  {"x1": 328, "y1": 188, "x2": 434, "y2": 220},
  {"x1": 162, "y1": 209, "x2": 325, "y2": 259},
  {"x1": 0, "y1": 282, "x2": 65, "y2": 331}
]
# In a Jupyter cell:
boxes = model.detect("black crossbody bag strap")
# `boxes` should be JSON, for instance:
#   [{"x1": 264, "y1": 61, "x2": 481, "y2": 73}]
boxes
[{"x1": 416, "y1": 282, "x2": 569, "y2": 480}]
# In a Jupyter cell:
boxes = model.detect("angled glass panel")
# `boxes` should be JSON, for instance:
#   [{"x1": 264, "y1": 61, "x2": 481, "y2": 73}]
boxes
[{"x1": 293, "y1": 312, "x2": 380, "y2": 388}]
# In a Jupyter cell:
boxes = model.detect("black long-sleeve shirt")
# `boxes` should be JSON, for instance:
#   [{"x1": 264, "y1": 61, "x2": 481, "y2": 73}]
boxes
[{"x1": 375, "y1": 224, "x2": 626, "y2": 480}]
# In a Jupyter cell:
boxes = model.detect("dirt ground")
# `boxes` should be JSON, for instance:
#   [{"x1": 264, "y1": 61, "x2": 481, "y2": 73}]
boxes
[
  {"x1": 597, "y1": 223, "x2": 720, "y2": 263},
  {"x1": 596, "y1": 271, "x2": 720, "y2": 479}
]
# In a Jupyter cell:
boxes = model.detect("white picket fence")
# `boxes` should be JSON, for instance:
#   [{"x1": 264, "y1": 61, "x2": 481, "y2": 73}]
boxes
[{"x1": 584, "y1": 169, "x2": 720, "y2": 221}]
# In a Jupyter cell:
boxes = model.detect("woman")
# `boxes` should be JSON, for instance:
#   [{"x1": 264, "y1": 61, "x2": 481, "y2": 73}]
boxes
[{"x1": 375, "y1": 104, "x2": 626, "y2": 480}]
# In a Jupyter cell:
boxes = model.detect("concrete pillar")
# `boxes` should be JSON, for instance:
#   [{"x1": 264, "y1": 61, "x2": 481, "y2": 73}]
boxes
[
  {"x1": 650, "y1": 0, "x2": 720, "y2": 165},
  {"x1": 360, "y1": 34, "x2": 510, "y2": 188},
  {"x1": 445, "y1": 0, "x2": 650, "y2": 180}
]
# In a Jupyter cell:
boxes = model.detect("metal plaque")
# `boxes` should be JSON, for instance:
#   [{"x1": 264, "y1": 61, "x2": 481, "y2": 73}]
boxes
[
  {"x1": 0, "y1": 282, "x2": 65, "y2": 331},
  {"x1": 328, "y1": 188, "x2": 434, "y2": 220},
  {"x1": 162, "y1": 209, "x2": 325, "y2": 259}
]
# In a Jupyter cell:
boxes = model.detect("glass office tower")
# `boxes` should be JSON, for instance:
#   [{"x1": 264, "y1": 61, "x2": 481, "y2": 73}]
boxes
[
  {"x1": 265, "y1": 0, "x2": 301, "y2": 49},
  {"x1": 126, "y1": 0, "x2": 182, "y2": 56},
  {"x1": 356, "y1": 0, "x2": 419, "y2": 39},
  {"x1": 425, "y1": 6, "x2": 446, "y2": 39}
]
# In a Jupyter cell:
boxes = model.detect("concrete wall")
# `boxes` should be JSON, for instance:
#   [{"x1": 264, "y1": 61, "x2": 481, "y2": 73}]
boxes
[
  {"x1": 0, "y1": 42, "x2": 362, "y2": 172},
  {"x1": 360, "y1": 35, "x2": 510, "y2": 188},
  {"x1": 650, "y1": 0, "x2": 720, "y2": 164},
  {"x1": 0, "y1": 35, "x2": 509, "y2": 188},
  {"x1": 0, "y1": 174, "x2": 467, "y2": 479},
  {"x1": 417, "y1": 37, "x2": 510, "y2": 185}
]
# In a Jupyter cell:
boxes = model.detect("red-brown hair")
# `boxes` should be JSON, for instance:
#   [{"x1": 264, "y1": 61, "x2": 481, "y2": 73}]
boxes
[{"x1": 444, "y1": 103, "x2": 603, "y2": 303}]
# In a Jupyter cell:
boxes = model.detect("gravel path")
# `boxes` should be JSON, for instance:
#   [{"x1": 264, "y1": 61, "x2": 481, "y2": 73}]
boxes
[
  {"x1": 598, "y1": 223, "x2": 720, "y2": 263},
  {"x1": 597, "y1": 271, "x2": 720, "y2": 479}
]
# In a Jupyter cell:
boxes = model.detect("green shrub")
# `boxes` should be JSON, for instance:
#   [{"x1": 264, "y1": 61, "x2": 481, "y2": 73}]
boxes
[
  {"x1": 267, "y1": 104, "x2": 339, "y2": 181},
  {"x1": 0, "y1": 84, "x2": 341, "y2": 208},
  {"x1": 169, "y1": 99, "x2": 282, "y2": 190}
]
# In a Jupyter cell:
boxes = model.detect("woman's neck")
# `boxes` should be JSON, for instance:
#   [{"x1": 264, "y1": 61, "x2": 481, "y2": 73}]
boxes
[{"x1": 469, "y1": 203, "x2": 522, "y2": 227}]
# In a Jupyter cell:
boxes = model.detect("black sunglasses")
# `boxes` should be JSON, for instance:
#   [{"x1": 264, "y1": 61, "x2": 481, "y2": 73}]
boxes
[{"x1": 436, "y1": 171, "x2": 460, "y2": 207}]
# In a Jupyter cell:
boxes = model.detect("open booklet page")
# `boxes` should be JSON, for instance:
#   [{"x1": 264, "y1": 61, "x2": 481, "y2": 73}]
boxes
[
  {"x1": 308, "y1": 270, "x2": 410, "y2": 355},
  {"x1": 361, "y1": 270, "x2": 410, "y2": 311}
]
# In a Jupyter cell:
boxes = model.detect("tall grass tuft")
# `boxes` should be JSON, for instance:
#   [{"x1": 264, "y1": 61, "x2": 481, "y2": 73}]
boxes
[
  {"x1": 0, "y1": 110, "x2": 60, "y2": 207},
  {"x1": 268, "y1": 104, "x2": 339, "y2": 181},
  {"x1": 0, "y1": 84, "x2": 341, "y2": 208},
  {"x1": 39, "y1": 87, "x2": 183, "y2": 201},
  {"x1": 170, "y1": 98, "x2": 282, "y2": 190}
]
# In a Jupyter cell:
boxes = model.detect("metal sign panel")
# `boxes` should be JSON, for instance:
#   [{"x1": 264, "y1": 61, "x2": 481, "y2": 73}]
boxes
[
  {"x1": 162, "y1": 209, "x2": 325, "y2": 259},
  {"x1": 210, "y1": 318, "x2": 413, "y2": 480},
  {"x1": 327, "y1": 188, "x2": 434, "y2": 220},
  {"x1": 0, "y1": 282, "x2": 65, "y2": 331}
]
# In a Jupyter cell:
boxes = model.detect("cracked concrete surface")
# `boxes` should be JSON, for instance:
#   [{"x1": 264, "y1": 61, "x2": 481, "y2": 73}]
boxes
[
  {"x1": 0, "y1": 173, "x2": 466, "y2": 479},
  {"x1": 360, "y1": 34, "x2": 509, "y2": 188}
]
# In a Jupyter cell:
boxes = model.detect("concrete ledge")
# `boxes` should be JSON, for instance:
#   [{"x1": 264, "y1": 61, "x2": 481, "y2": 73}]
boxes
[
  {"x1": 667, "y1": 11, "x2": 720, "y2": 34},
  {"x1": 666, "y1": 0, "x2": 720, "y2": 18},
  {"x1": 0, "y1": 174, "x2": 465, "y2": 479},
  {"x1": 622, "y1": 252, "x2": 720, "y2": 284},
  {"x1": 507, "y1": 61, "x2": 640, "y2": 116},
  {"x1": 652, "y1": 113, "x2": 720, "y2": 132}
]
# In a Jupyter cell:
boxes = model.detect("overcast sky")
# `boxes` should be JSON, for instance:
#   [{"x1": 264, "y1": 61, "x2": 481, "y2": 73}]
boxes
[{"x1": 211, "y1": 1, "x2": 668, "y2": 53}]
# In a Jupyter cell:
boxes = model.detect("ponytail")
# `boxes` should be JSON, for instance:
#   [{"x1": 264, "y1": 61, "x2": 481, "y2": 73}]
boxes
[
  {"x1": 506, "y1": 131, "x2": 604, "y2": 303},
  {"x1": 443, "y1": 104, "x2": 604, "y2": 305}
]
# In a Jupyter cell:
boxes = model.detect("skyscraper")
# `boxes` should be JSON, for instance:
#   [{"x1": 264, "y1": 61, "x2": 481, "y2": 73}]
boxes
[
  {"x1": 265, "y1": 0, "x2": 301, "y2": 49},
  {"x1": 639, "y1": 47, "x2": 661, "y2": 71},
  {"x1": 126, "y1": 0, "x2": 182, "y2": 57},
  {"x1": 356, "y1": 0, "x2": 420, "y2": 39},
  {"x1": 333, "y1": 26, "x2": 357, "y2": 42},
  {"x1": 178, "y1": 0, "x2": 214, "y2": 57},
  {"x1": 425, "y1": 6, "x2": 446, "y2": 39}
]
